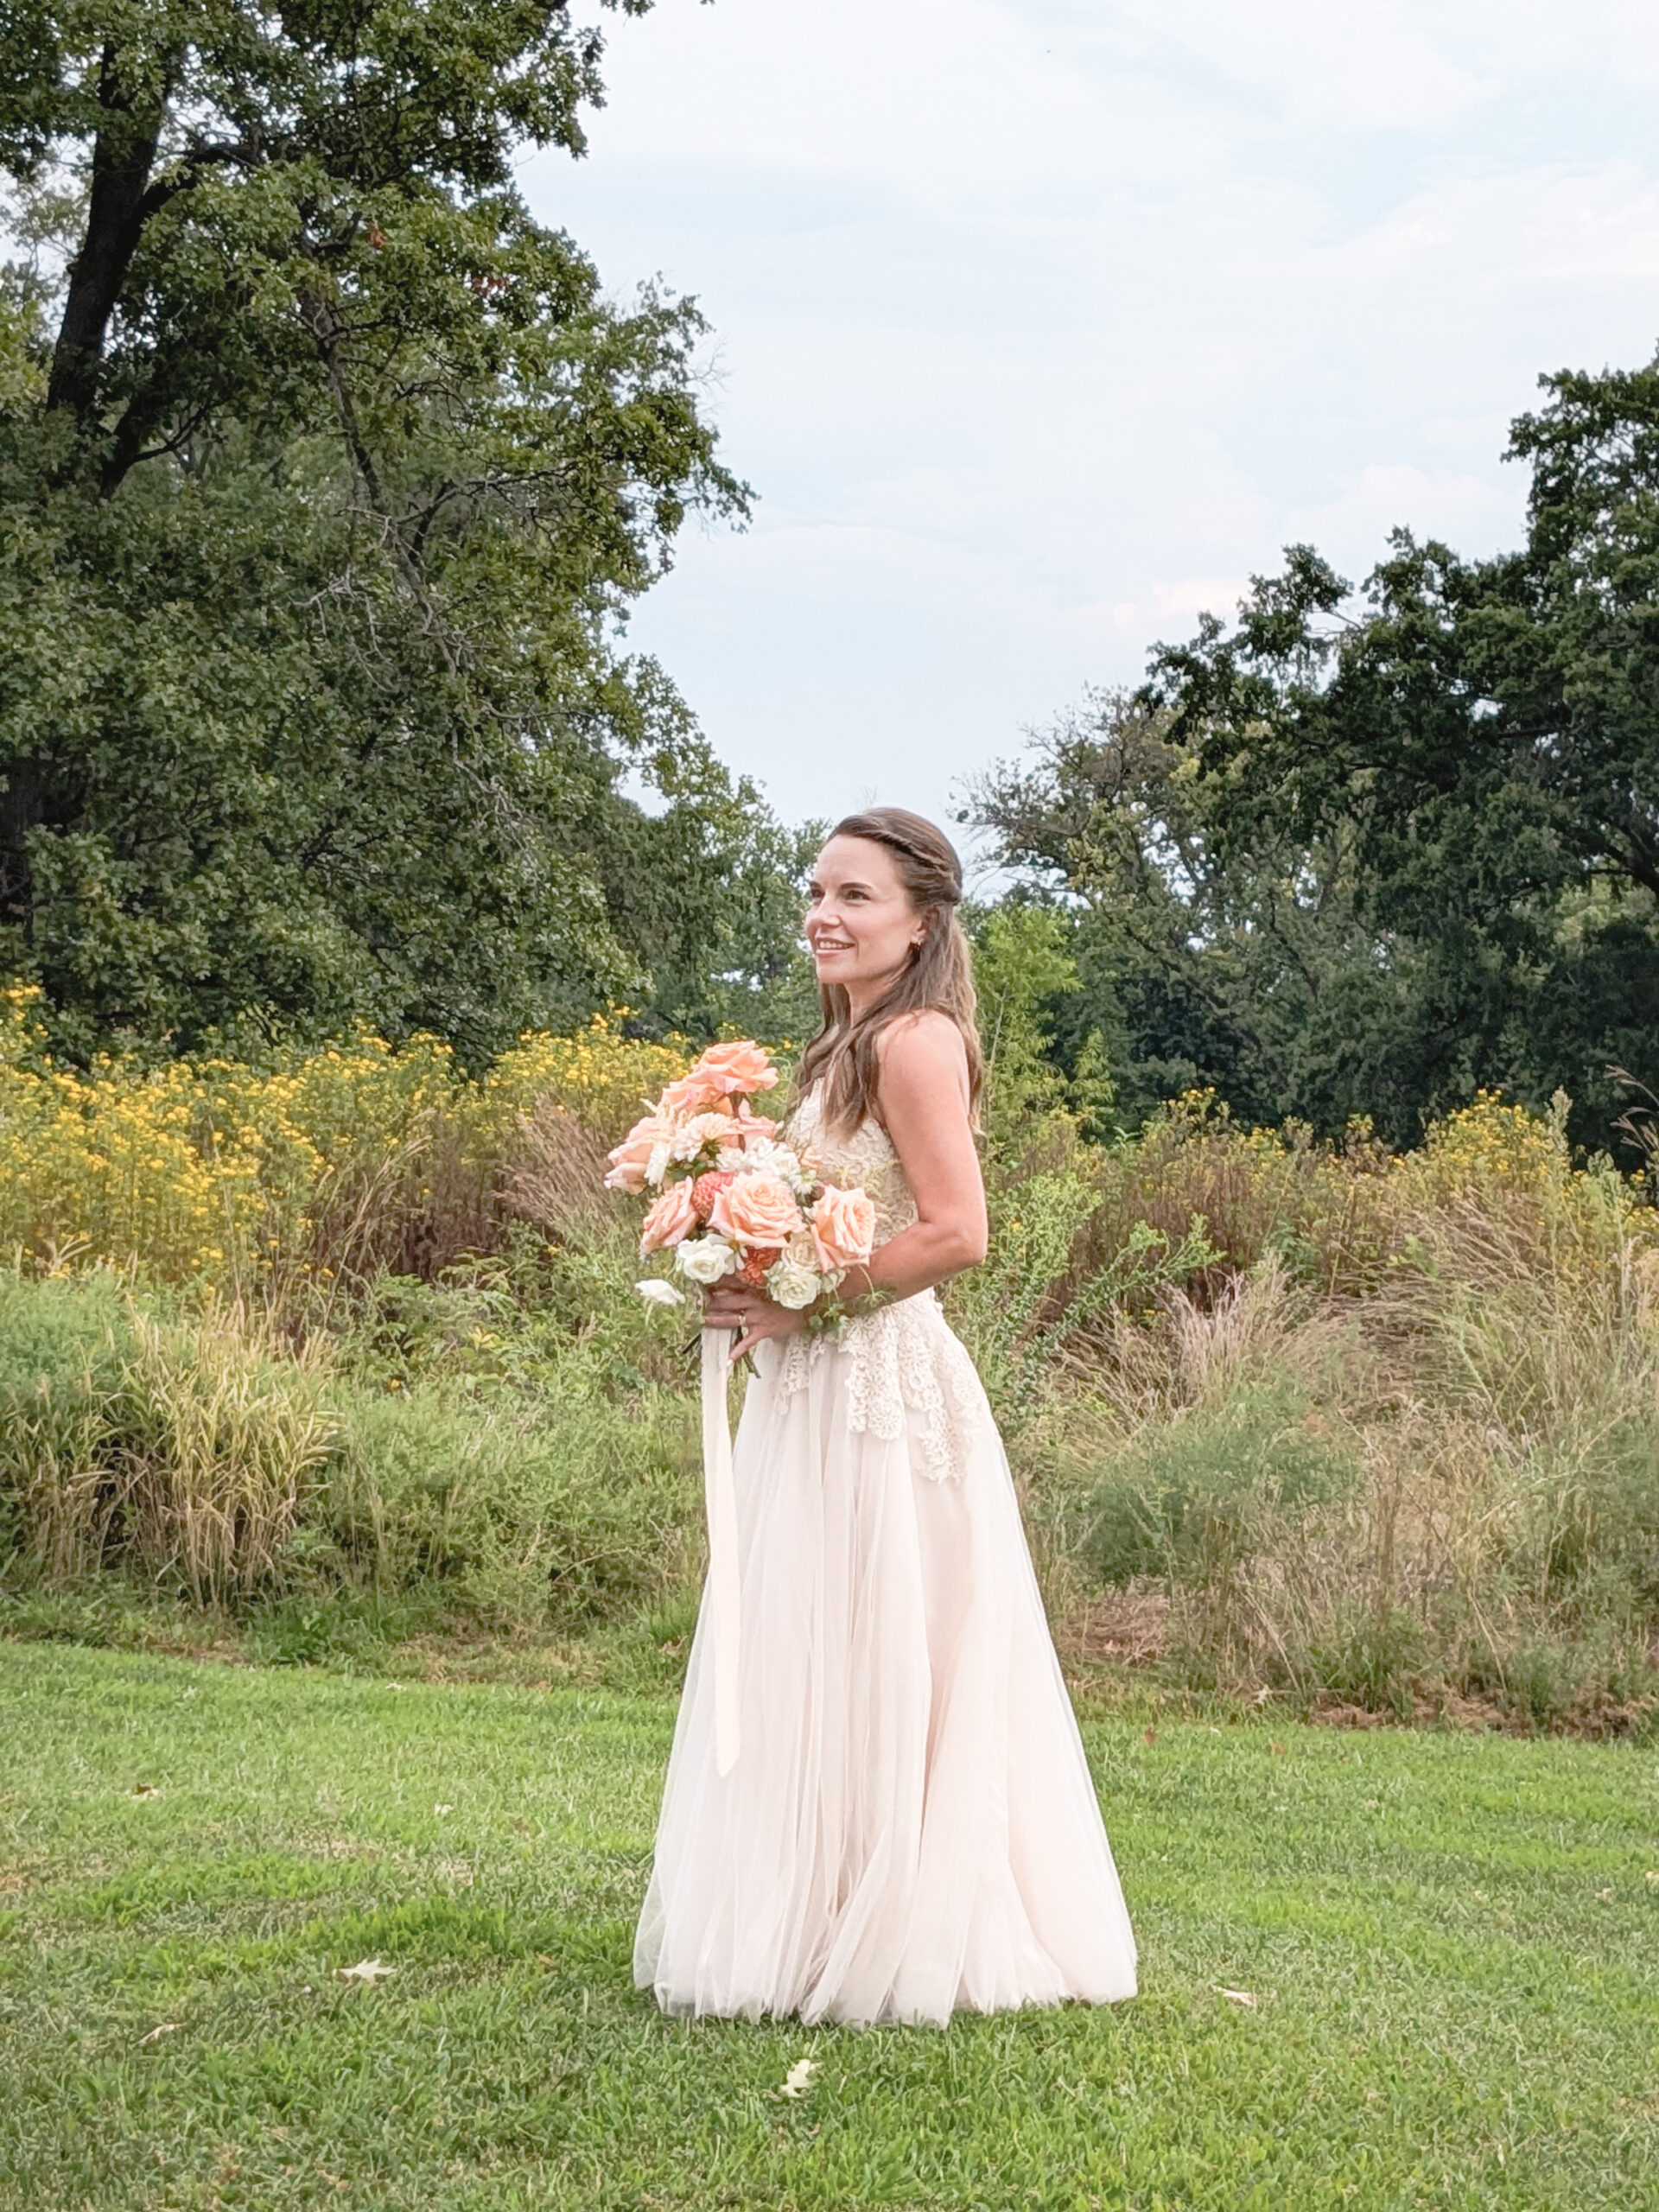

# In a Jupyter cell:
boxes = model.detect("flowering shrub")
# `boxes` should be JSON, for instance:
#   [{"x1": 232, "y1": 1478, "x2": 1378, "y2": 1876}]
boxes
[
  {"x1": 482, "y1": 1019, "x2": 690, "y2": 1143},
  {"x1": 3, "y1": 1002, "x2": 1657, "y2": 1731},
  {"x1": 0, "y1": 988, "x2": 690, "y2": 1288},
  {"x1": 1414, "y1": 1089, "x2": 1578, "y2": 1192}
]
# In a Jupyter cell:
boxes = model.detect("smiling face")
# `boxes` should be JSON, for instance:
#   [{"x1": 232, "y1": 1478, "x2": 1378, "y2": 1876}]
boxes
[{"x1": 804, "y1": 834, "x2": 927, "y2": 1013}]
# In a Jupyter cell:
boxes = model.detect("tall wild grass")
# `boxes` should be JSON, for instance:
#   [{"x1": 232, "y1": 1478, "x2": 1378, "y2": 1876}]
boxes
[{"x1": 2, "y1": 981, "x2": 1655, "y2": 1735}]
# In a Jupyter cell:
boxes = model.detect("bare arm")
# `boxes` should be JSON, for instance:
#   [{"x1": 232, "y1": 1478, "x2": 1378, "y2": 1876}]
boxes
[
  {"x1": 706, "y1": 1012, "x2": 987, "y2": 1357},
  {"x1": 855, "y1": 1010, "x2": 987, "y2": 1300}
]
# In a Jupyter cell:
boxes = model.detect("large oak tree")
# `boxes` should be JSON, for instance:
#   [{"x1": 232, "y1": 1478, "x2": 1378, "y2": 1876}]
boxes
[{"x1": 0, "y1": 0, "x2": 786, "y2": 1062}]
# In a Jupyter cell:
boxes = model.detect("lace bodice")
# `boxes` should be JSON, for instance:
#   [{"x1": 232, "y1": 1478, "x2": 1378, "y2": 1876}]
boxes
[
  {"x1": 771, "y1": 1086, "x2": 982, "y2": 1480},
  {"x1": 785, "y1": 1088, "x2": 917, "y2": 1249}
]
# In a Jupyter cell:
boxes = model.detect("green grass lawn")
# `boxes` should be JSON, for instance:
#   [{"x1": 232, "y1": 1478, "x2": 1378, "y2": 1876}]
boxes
[{"x1": 1, "y1": 1643, "x2": 1655, "y2": 2211}]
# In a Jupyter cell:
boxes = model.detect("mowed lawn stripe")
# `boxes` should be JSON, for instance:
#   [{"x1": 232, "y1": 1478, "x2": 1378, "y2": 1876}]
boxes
[{"x1": 1, "y1": 1643, "x2": 1654, "y2": 2210}]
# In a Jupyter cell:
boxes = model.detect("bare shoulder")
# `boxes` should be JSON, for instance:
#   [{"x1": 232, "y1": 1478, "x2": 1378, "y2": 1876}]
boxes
[{"x1": 874, "y1": 1009, "x2": 970, "y2": 1106}]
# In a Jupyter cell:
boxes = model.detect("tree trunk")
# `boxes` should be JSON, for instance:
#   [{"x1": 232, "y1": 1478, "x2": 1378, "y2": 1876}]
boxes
[
  {"x1": 45, "y1": 43, "x2": 169, "y2": 435},
  {"x1": 0, "y1": 756, "x2": 46, "y2": 939}
]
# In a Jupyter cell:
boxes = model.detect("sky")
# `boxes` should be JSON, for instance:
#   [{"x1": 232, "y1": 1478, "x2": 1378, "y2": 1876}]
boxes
[{"x1": 528, "y1": 0, "x2": 1659, "y2": 852}]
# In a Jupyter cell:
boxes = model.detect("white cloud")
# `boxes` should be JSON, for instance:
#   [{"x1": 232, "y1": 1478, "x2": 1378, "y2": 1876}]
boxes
[
  {"x1": 1103, "y1": 0, "x2": 1491, "y2": 135},
  {"x1": 543, "y1": 0, "x2": 1659, "y2": 829},
  {"x1": 1282, "y1": 465, "x2": 1516, "y2": 563}
]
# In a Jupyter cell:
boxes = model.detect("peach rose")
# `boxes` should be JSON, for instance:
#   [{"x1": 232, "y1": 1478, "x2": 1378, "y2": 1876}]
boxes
[
  {"x1": 730, "y1": 1106, "x2": 781, "y2": 1147},
  {"x1": 688, "y1": 1040, "x2": 779, "y2": 1098},
  {"x1": 639, "y1": 1178, "x2": 698, "y2": 1252},
  {"x1": 657, "y1": 1074, "x2": 731, "y2": 1117},
  {"x1": 709, "y1": 1171, "x2": 804, "y2": 1249},
  {"x1": 604, "y1": 1112, "x2": 672, "y2": 1194},
  {"x1": 809, "y1": 1184, "x2": 877, "y2": 1272}
]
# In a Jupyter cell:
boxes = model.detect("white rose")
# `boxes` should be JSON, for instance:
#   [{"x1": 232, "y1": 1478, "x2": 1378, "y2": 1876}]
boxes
[
  {"x1": 783, "y1": 1228, "x2": 818, "y2": 1270},
  {"x1": 635, "y1": 1278, "x2": 686, "y2": 1308},
  {"x1": 676, "y1": 1235, "x2": 739, "y2": 1285},
  {"x1": 715, "y1": 1147, "x2": 747, "y2": 1171},
  {"x1": 766, "y1": 1256, "x2": 823, "y2": 1310}
]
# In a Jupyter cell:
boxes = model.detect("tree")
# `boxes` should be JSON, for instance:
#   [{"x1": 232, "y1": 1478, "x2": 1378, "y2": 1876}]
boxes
[
  {"x1": 970, "y1": 690, "x2": 1440, "y2": 1139},
  {"x1": 0, "y1": 0, "x2": 781, "y2": 1064},
  {"x1": 980, "y1": 359, "x2": 1659, "y2": 1150}
]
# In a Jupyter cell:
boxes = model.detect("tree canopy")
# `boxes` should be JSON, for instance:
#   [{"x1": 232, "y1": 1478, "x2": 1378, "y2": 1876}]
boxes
[
  {"x1": 0, "y1": 0, "x2": 798, "y2": 1064},
  {"x1": 975, "y1": 359, "x2": 1659, "y2": 1151}
]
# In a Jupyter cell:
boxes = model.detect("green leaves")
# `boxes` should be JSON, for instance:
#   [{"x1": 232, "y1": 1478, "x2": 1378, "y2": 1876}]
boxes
[
  {"x1": 0, "y1": 0, "x2": 793, "y2": 1067},
  {"x1": 1057, "y1": 357, "x2": 1659, "y2": 1150}
]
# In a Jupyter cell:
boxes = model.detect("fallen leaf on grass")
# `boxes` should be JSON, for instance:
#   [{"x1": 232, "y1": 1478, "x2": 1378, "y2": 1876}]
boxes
[
  {"x1": 1598, "y1": 1887, "x2": 1614, "y2": 1900},
  {"x1": 1216, "y1": 1987, "x2": 1257, "y2": 2009},
  {"x1": 1269, "y1": 1741, "x2": 1287, "y2": 1757},
  {"x1": 1141, "y1": 1727, "x2": 1157, "y2": 1746},
  {"x1": 434, "y1": 1803, "x2": 454, "y2": 1816},
  {"x1": 779, "y1": 2058, "x2": 818, "y2": 2098},
  {"x1": 338, "y1": 1958, "x2": 396, "y2": 1985},
  {"x1": 131, "y1": 1783, "x2": 162, "y2": 1798},
  {"x1": 139, "y1": 2023, "x2": 181, "y2": 2044},
  {"x1": 1645, "y1": 1871, "x2": 1659, "y2": 1888}
]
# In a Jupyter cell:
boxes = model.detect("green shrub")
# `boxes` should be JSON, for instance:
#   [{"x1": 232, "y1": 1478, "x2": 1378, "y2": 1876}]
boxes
[
  {"x1": 0, "y1": 1265, "x2": 702, "y2": 1635},
  {"x1": 1, "y1": 1272, "x2": 339, "y2": 1599},
  {"x1": 0, "y1": 1272, "x2": 131, "y2": 1579},
  {"x1": 1084, "y1": 1384, "x2": 1360, "y2": 1587},
  {"x1": 111, "y1": 1303, "x2": 339, "y2": 1604},
  {"x1": 1299, "y1": 1604, "x2": 1432, "y2": 1719},
  {"x1": 5, "y1": 1073, "x2": 1658, "y2": 1739},
  {"x1": 322, "y1": 1364, "x2": 700, "y2": 1629}
]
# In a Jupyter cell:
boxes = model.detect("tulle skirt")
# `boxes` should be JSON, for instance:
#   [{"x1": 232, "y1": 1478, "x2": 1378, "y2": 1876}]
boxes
[{"x1": 632, "y1": 1299, "x2": 1138, "y2": 2026}]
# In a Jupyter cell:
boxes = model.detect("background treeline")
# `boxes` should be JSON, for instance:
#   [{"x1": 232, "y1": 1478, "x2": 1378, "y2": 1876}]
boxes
[
  {"x1": 0, "y1": 0, "x2": 817, "y2": 1067},
  {"x1": 973, "y1": 362, "x2": 1659, "y2": 1157},
  {"x1": 2, "y1": 5, "x2": 1656, "y2": 1734}
]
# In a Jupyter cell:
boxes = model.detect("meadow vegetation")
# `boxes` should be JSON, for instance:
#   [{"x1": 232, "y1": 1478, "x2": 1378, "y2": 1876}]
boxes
[{"x1": 2, "y1": 977, "x2": 1656, "y2": 1739}]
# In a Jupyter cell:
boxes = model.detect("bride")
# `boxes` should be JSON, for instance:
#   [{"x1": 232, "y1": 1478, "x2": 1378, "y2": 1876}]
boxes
[{"x1": 633, "y1": 807, "x2": 1137, "y2": 2026}]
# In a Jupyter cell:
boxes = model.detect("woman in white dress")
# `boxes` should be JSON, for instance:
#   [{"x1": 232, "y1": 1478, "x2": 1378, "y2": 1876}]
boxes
[{"x1": 633, "y1": 808, "x2": 1136, "y2": 2026}]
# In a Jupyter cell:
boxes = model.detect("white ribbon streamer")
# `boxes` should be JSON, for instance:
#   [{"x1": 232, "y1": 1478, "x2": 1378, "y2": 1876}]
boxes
[{"x1": 700, "y1": 1325, "x2": 742, "y2": 1774}]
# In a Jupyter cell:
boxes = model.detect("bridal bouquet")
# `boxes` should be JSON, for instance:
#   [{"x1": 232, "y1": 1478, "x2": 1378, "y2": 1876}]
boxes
[
  {"x1": 604, "y1": 1040, "x2": 877, "y2": 1313},
  {"x1": 604, "y1": 1039, "x2": 876, "y2": 1776}
]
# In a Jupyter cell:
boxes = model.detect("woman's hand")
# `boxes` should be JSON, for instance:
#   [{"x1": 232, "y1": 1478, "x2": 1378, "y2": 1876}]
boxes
[{"x1": 702, "y1": 1281, "x2": 807, "y2": 1362}]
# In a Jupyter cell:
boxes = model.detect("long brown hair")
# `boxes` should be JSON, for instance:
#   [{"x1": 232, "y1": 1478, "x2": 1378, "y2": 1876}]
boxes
[{"x1": 797, "y1": 808, "x2": 982, "y2": 1135}]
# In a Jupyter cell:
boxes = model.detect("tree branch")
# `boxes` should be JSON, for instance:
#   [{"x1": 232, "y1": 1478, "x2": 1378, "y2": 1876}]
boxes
[{"x1": 298, "y1": 284, "x2": 461, "y2": 673}]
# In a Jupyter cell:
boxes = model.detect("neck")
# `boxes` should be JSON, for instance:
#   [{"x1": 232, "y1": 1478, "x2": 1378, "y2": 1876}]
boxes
[{"x1": 842, "y1": 965, "x2": 909, "y2": 1020}]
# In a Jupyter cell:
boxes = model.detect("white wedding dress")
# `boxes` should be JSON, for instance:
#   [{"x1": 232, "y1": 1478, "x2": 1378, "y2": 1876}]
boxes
[{"x1": 633, "y1": 1090, "x2": 1137, "y2": 2025}]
